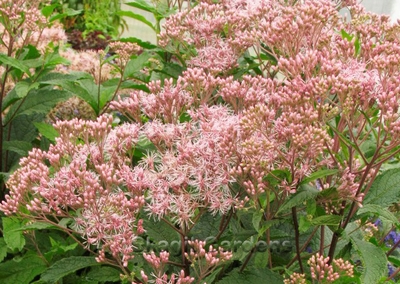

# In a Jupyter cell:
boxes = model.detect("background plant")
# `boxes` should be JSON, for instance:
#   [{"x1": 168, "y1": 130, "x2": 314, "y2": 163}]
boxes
[{"x1": 2, "y1": 0, "x2": 400, "y2": 283}]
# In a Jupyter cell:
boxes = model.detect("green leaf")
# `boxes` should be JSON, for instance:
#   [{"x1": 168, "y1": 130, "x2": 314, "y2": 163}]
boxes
[
  {"x1": 2, "y1": 140, "x2": 32, "y2": 156},
  {"x1": 41, "y1": 4, "x2": 58, "y2": 17},
  {"x1": 355, "y1": 36, "x2": 361, "y2": 56},
  {"x1": 350, "y1": 238, "x2": 387, "y2": 284},
  {"x1": 124, "y1": 52, "x2": 152, "y2": 79},
  {"x1": 252, "y1": 210, "x2": 263, "y2": 232},
  {"x1": 254, "y1": 251, "x2": 269, "y2": 268},
  {"x1": 64, "y1": 7, "x2": 83, "y2": 16},
  {"x1": 117, "y1": 10, "x2": 155, "y2": 31},
  {"x1": 340, "y1": 29, "x2": 354, "y2": 41},
  {"x1": 0, "y1": 238, "x2": 7, "y2": 262},
  {"x1": 21, "y1": 222, "x2": 57, "y2": 231},
  {"x1": 217, "y1": 267, "x2": 283, "y2": 284},
  {"x1": 364, "y1": 168, "x2": 400, "y2": 207},
  {"x1": 99, "y1": 85, "x2": 117, "y2": 110},
  {"x1": 0, "y1": 54, "x2": 31, "y2": 75},
  {"x1": 300, "y1": 169, "x2": 338, "y2": 185},
  {"x1": 157, "y1": 62, "x2": 185, "y2": 79},
  {"x1": 86, "y1": 266, "x2": 121, "y2": 282},
  {"x1": 3, "y1": 88, "x2": 71, "y2": 124},
  {"x1": 40, "y1": 256, "x2": 100, "y2": 283},
  {"x1": 0, "y1": 253, "x2": 47, "y2": 284},
  {"x1": 143, "y1": 218, "x2": 180, "y2": 248},
  {"x1": 277, "y1": 184, "x2": 319, "y2": 215},
  {"x1": 34, "y1": 122, "x2": 59, "y2": 142},
  {"x1": 2, "y1": 217, "x2": 26, "y2": 251},
  {"x1": 190, "y1": 212, "x2": 221, "y2": 240},
  {"x1": 202, "y1": 267, "x2": 223, "y2": 284},
  {"x1": 357, "y1": 204, "x2": 398, "y2": 224},
  {"x1": 310, "y1": 215, "x2": 342, "y2": 226},
  {"x1": 125, "y1": 0, "x2": 158, "y2": 14},
  {"x1": 1, "y1": 81, "x2": 40, "y2": 111}
]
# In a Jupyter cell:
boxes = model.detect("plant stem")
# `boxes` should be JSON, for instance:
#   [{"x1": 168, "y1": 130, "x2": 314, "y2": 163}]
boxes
[{"x1": 292, "y1": 206, "x2": 304, "y2": 273}]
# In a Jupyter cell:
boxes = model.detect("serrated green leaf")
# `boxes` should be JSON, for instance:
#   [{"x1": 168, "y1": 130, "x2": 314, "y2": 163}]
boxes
[
  {"x1": 310, "y1": 215, "x2": 342, "y2": 226},
  {"x1": 0, "y1": 253, "x2": 47, "y2": 284},
  {"x1": 143, "y1": 218, "x2": 180, "y2": 245},
  {"x1": 34, "y1": 122, "x2": 59, "y2": 142},
  {"x1": 357, "y1": 204, "x2": 398, "y2": 224},
  {"x1": 40, "y1": 256, "x2": 100, "y2": 283},
  {"x1": 254, "y1": 251, "x2": 269, "y2": 268},
  {"x1": 3, "y1": 88, "x2": 71, "y2": 124},
  {"x1": 252, "y1": 210, "x2": 263, "y2": 232},
  {"x1": 2, "y1": 140, "x2": 32, "y2": 156},
  {"x1": 202, "y1": 267, "x2": 223, "y2": 284},
  {"x1": 157, "y1": 62, "x2": 185, "y2": 79},
  {"x1": 124, "y1": 52, "x2": 152, "y2": 79},
  {"x1": 277, "y1": 184, "x2": 319, "y2": 215},
  {"x1": 2, "y1": 217, "x2": 26, "y2": 251},
  {"x1": 21, "y1": 222, "x2": 57, "y2": 231},
  {"x1": 364, "y1": 168, "x2": 400, "y2": 207},
  {"x1": 300, "y1": 169, "x2": 338, "y2": 185},
  {"x1": 15, "y1": 81, "x2": 40, "y2": 98},
  {"x1": 350, "y1": 238, "x2": 387, "y2": 284},
  {"x1": 216, "y1": 267, "x2": 283, "y2": 284},
  {"x1": 0, "y1": 238, "x2": 7, "y2": 262},
  {"x1": 99, "y1": 85, "x2": 117, "y2": 110},
  {"x1": 0, "y1": 54, "x2": 31, "y2": 75},
  {"x1": 190, "y1": 212, "x2": 221, "y2": 240},
  {"x1": 86, "y1": 266, "x2": 121, "y2": 282}
]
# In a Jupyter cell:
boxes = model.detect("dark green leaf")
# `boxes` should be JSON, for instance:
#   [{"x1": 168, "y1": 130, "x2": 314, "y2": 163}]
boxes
[
  {"x1": 277, "y1": 184, "x2": 319, "y2": 215},
  {"x1": 143, "y1": 218, "x2": 180, "y2": 245},
  {"x1": 0, "y1": 253, "x2": 47, "y2": 284},
  {"x1": 2, "y1": 140, "x2": 32, "y2": 156},
  {"x1": 1, "y1": 81, "x2": 40, "y2": 112},
  {"x1": 0, "y1": 238, "x2": 7, "y2": 262},
  {"x1": 364, "y1": 168, "x2": 400, "y2": 207},
  {"x1": 310, "y1": 215, "x2": 342, "y2": 226},
  {"x1": 34, "y1": 122, "x2": 59, "y2": 142},
  {"x1": 357, "y1": 204, "x2": 398, "y2": 224},
  {"x1": 86, "y1": 266, "x2": 121, "y2": 282},
  {"x1": 350, "y1": 237, "x2": 387, "y2": 284},
  {"x1": 40, "y1": 256, "x2": 100, "y2": 283},
  {"x1": 2, "y1": 217, "x2": 26, "y2": 251},
  {"x1": 300, "y1": 169, "x2": 338, "y2": 185},
  {"x1": 254, "y1": 251, "x2": 269, "y2": 268},
  {"x1": 252, "y1": 210, "x2": 263, "y2": 232},
  {"x1": 124, "y1": 52, "x2": 152, "y2": 79},
  {"x1": 216, "y1": 267, "x2": 283, "y2": 284},
  {"x1": 0, "y1": 54, "x2": 31, "y2": 75},
  {"x1": 3, "y1": 88, "x2": 71, "y2": 124},
  {"x1": 190, "y1": 212, "x2": 221, "y2": 240},
  {"x1": 157, "y1": 62, "x2": 185, "y2": 79},
  {"x1": 21, "y1": 222, "x2": 57, "y2": 231}
]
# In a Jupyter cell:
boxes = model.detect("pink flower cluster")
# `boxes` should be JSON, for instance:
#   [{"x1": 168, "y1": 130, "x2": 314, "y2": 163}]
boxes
[
  {"x1": 1, "y1": 116, "x2": 144, "y2": 267},
  {"x1": 308, "y1": 253, "x2": 354, "y2": 282},
  {"x1": 141, "y1": 251, "x2": 194, "y2": 284}
]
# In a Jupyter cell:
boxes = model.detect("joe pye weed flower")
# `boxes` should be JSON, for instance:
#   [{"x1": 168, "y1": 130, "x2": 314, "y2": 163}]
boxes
[{"x1": 3, "y1": 0, "x2": 400, "y2": 282}]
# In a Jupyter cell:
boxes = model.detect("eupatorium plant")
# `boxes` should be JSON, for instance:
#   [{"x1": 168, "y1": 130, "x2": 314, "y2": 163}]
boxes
[{"x1": 2, "y1": 0, "x2": 400, "y2": 283}]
